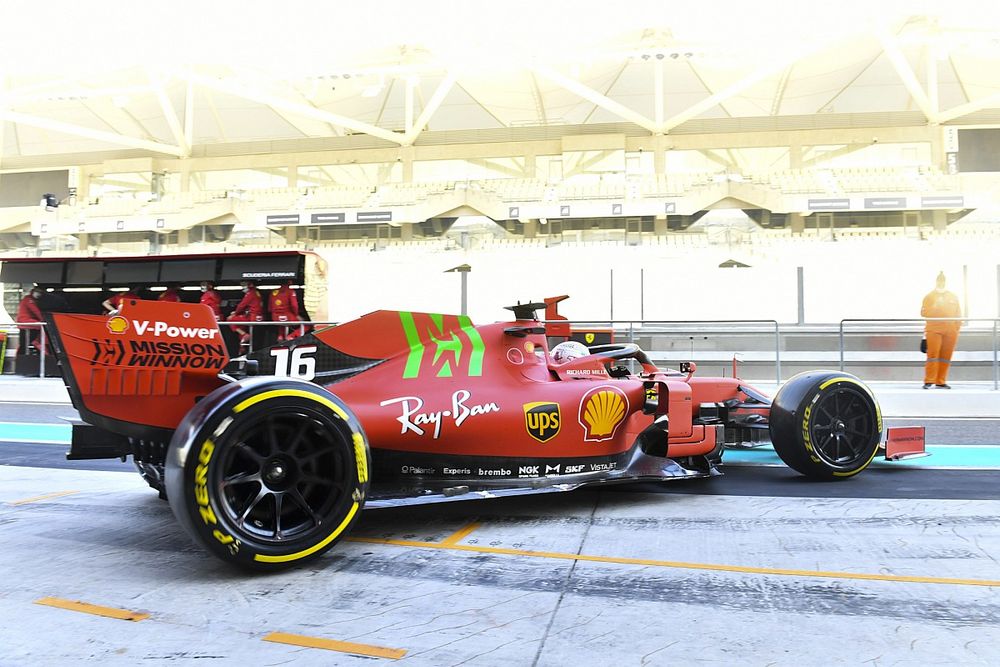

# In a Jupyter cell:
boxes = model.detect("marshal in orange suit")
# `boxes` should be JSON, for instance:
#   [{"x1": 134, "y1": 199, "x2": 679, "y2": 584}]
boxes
[{"x1": 921, "y1": 272, "x2": 962, "y2": 389}]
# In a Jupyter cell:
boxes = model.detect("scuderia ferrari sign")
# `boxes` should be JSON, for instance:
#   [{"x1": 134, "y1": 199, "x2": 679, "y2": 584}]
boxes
[{"x1": 523, "y1": 402, "x2": 561, "y2": 443}]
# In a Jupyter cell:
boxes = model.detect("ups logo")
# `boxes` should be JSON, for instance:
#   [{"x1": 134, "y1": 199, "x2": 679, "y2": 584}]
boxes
[{"x1": 524, "y1": 402, "x2": 561, "y2": 443}]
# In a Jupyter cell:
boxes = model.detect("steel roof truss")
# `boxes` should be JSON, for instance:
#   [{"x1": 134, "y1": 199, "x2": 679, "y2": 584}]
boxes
[
  {"x1": 402, "y1": 74, "x2": 456, "y2": 145},
  {"x1": 535, "y1": 65, "x2": 658, "y2": 134},
  {"x1": 661, "y1": 28, "x2": 872, "y2": 133},
  {"x1": 878, "y1": 32, "x2": 937, "y2": 122},
  {"x1": 0, "y1": 110, "x2": 184, "y2": 157},
  {"x1": 149, "y1": 71, "x2": 190, "y2": 157},
  {"x1": 181, "y1": 71, "x2": 403, "y2": 145}
]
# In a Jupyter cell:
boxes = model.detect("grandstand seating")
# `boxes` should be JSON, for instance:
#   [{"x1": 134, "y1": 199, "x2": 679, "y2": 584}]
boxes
[
  {"x1": 1, "y1": 162, "x2": 975, "y2": 254},
  {"x1": 762, "y1": 167, "x2": 960, "y2": 195}
]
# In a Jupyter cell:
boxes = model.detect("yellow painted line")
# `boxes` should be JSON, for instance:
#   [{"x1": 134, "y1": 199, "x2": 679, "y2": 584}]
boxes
[
  {"x1": 347, "y1": 537, "x2": 1000, "y2": 589},
  {"x1": 34, "y1": 597, "x2": 149, "y2": 622},
  {"x1": 440, "y1": 521, "x2": 480, "y2": 545},
  {"x1": 263, "y1": 632, "x2": 406, "y2": 659},
  {"x1": 8, "y1": 490, "x2": 79, "y2": 506}
]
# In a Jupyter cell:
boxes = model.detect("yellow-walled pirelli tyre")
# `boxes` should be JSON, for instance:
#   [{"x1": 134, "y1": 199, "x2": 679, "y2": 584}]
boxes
[
  {"x1": 768, "y1": 371, "x2": 883, "y2": 479},
  {"x1": 165, "y1": 377, "x2": 370, "y2": 571}
]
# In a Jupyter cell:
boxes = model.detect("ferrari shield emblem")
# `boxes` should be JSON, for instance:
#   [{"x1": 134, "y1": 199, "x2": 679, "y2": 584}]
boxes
[
  {"x1": 523, "y1": 402, "x2": 561, "y2": 443},
  {"x1": 585, "y1": 332, "x2": 595, "y2": 344}
]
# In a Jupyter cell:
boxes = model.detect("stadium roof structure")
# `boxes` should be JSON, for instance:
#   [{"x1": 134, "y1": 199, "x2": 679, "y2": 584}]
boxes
[{"x1": 2, "y1": 0, "x2": 1000, "y2": 170}]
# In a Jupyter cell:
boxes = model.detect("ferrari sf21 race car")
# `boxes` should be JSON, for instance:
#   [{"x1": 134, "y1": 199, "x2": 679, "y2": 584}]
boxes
[{"x1": 45, "y1": 297, "x2": 918, "y2": 570}]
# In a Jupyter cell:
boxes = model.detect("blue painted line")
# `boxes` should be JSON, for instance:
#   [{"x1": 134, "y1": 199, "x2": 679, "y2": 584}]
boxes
[
  {"x1": 723, "y1": 445, "x2": 1000, "y2": 469},
  {"x1": 0, "y1": 422, "x2": 71, "y2": 444}
]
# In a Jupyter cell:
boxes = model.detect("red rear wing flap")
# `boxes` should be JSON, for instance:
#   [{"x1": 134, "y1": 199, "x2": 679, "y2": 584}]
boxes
[{"x1": 47, "y1": 300, "x2": 229, "y2": 437}]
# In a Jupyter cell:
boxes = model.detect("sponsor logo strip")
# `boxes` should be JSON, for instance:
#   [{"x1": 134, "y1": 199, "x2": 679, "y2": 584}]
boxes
[
  {"x1": 393, "y1": 458, "x2": 620, "y2": 477},
  {"x1": 133, "y1": 320, "x2": 218, "y2": 339},
  {"x1": 399, "y1": 312, "x2": 485, "y2": 379},
  {"x1": 262, "y1": 632, "x2": 407, "y2": 659},
  {"x1": 91, "y1": 338, "x2": 228, "y2": 369},
  {"x1": 34, "y1": 596, "x2": 149, "y2": 622},
  {"x1": 523, "y1": 402, "x2": 561, "y2": 443},
  {"x1": 380, "y1": 390, "x2": 499, "y2": 439},
  {"x1": 578, "y1": 385, "x2": 629, "y2": 442},
  {"x1": 347, "y1": 537, "x2": 1000, "y2": 589},
  {"x1": 106, "y1": 316, "x2": 129, "y2": 334}
]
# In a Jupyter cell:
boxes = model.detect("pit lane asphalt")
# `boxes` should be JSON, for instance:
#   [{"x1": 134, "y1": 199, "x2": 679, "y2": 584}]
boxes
[
  {"x1": 2, "y1": 466, "x2": 1000, "y2": 665},
  {"x1": 4, "y1": 401, "x2": 1000, "y2": 664}
]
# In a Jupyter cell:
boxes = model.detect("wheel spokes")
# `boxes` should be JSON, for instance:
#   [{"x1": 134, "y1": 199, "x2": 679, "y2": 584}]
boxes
[
  {"x1": 299, "y1": 472, "x2": 337, "y2": 487},
  {"x1": 811, "y1": 388, "x2": 874, "y2": 466},
  {"x1": 235, "y1": 442, "x2": 265, "y2": 465},
  {"x1": 301, "y1": 445, "x2": 338, "y2": 462},
  {"x1": 217, "y1": 407, "x2": 353, "y2": 545},
  {"x1": 266, "y1": 417, "x2": 280, "y2": 456},
  {"x1": 289, "y1": 488, "x2": 322, "y2": 528},
  {"x1": 223, "y1": 470, "x2": 262, "y2": 489},
  {"x1": 238, "y1": 486, "x2": 269, "y2": 526},
  {"x1": 273, "y1": 492, "x2": 285, "y2": 539},
  {"x1": 286, "y1": 420, "x2": 312, "y2": 455}
]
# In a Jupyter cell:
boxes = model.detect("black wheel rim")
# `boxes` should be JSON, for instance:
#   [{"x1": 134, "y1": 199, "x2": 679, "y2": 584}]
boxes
[
  {"x1": 808, "y1": 385, "x2": 875, "y2": 468},
  {"x1": 215, "y1": 405, "x2": 353, "y2": 546}
]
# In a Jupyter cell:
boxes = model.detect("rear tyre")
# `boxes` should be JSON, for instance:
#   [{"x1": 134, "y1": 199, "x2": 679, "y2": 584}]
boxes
[
  {"x1": 165, "y1": 378, "x2": 369, "y2": 570},
  {"x1": 769, "y1": 371, "x2": 882, "y2": 479}
]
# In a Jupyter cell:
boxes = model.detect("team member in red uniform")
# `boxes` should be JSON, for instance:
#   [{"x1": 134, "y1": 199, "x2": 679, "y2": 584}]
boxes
[
  {"x1": 16, "y1": 286, "x2": 45, "y2": 352},
  {"x1": 199, "y1": 281, "x2": 222, "y2": 320},
  {"x1": 158, "y1": 284, "x2": 181, "y2": 303},
  {"x1": 102, "y1": 285, "x2": 141, "y2": 315},
  {"x1": 268, "y1": 280, "x2": 303, "y2": 341},
  {"x1": 229, "y1": 281, "x2": 263, "y2": 345}
]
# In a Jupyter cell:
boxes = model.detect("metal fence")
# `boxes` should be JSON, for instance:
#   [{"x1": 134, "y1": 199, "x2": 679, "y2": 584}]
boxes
[
  {"x1": 5, "y1": 316, "x2": 1000, "y2": 389},
  {"x1": 838, "y1": 317, "x2": 999, "y2": 390}
]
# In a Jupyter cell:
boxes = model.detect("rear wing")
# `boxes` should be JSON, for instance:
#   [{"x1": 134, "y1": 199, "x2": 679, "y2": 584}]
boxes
[{"x1": 46, "y1": 300, "x2": 229, "y2": 440}]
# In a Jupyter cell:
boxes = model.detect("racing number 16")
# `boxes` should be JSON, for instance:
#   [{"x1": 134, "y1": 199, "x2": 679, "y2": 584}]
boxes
[{"x1": 270, "y1": 345, "x2": 317, "y2": 381}]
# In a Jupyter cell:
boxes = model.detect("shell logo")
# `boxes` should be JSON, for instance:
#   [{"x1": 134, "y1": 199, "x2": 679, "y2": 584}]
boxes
[
  {"x1": 578, "y1": 385, "x2": 629, "y2": 442},
  {"x1": 106, "y1": 316, "x2": 129, "y2": 335}
]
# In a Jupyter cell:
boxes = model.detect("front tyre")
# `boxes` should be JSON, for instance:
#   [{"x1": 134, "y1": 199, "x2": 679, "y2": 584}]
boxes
[
  {"x1": 769, "y1": 371, "x2": 882, "y2": 479},
  {"x1": 165, "y1": 378, "x2": 369, "y2": 570}
]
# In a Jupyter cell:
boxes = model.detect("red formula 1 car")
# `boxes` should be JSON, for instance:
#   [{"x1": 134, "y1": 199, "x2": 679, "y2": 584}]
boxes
[{"x1": 47, "y1": 298, "x2": 894, "y2": 570}]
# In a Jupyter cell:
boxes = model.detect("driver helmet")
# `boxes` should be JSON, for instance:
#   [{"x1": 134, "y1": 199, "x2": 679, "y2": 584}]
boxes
[{"x1": 551, "y1": 340, "x2": 589, "y2": 364}]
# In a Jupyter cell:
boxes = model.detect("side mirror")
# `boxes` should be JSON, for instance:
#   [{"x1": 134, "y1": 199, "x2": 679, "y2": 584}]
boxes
[{"x1": 679, "y1": 361, "x2": 697, "y2": 375}]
